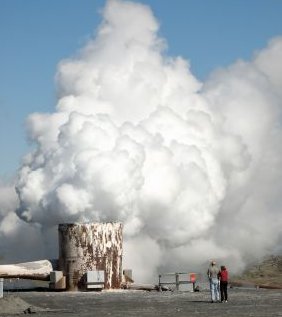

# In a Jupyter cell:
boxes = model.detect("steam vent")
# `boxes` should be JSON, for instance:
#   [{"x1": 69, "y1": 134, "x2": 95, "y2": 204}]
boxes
[{"x1": 58, "y1": 222, "x2": 123, "y2": 291}]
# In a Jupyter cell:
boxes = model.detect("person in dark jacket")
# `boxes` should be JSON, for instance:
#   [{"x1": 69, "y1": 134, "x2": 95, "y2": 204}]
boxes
[{"x1": 218, "y1": 265, "x2": 229, "y2": 302}]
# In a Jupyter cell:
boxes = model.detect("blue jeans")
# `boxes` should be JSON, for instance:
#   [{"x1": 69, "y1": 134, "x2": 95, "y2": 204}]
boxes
[{"x1": 210, "y1": 278, "x2": 220, "y2": 302}]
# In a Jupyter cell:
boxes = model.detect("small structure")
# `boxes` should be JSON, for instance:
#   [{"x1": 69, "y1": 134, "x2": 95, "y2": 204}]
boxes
[
  {"x1": 86, "y1": 270, "x2": 105, "y2": 290},
  {"x1": 49, "y1": 271, "x2": 66, "y2": 290}
]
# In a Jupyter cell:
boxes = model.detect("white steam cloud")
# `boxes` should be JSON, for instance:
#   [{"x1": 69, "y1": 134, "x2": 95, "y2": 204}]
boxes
[{"x1": 1, "y1": 0, "x2": 282, "y2": 282}]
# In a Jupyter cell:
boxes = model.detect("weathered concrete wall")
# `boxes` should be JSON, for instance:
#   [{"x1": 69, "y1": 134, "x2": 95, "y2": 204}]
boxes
[{"x1": 58, "y1": 223, "x2": 123, "y2": 290}]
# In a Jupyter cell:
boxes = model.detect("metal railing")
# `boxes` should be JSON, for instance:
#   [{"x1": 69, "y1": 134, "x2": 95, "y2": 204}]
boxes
[{"x1": 158, "y1": 272, "x2": 197, "y2": 291}]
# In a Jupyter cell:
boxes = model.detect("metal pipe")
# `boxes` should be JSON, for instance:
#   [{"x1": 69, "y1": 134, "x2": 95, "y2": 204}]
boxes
[{"x1": 0, "y1": 260, "x2": 53, "y2": 281}]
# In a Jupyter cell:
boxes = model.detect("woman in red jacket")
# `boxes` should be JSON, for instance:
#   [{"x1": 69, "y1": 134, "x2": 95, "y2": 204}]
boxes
[{"x1": 218, "y1": 265, "x2": 229, "y2": 302}]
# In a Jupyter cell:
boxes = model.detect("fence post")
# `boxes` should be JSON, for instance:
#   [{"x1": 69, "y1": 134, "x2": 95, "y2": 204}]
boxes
[
  {"x1": 0, "y1": 278, "x2": 3, "y2": 298},
  {"x1": 175, "y1": 273, "x2": 179, "y2": 291}
]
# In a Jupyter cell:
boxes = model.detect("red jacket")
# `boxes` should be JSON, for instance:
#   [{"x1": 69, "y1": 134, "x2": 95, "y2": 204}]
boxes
[{"x1": 219, "y1": 269, "x2": 228, "y2": 282}]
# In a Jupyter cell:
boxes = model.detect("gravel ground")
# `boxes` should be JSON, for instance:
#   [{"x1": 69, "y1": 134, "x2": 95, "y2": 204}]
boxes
[{"x1": 1, "y1": 287, "x2": 282, "y2": 317}]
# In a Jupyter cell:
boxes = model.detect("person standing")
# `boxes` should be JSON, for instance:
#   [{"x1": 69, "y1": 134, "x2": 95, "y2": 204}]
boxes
[
  {"x1": 219, "y1": 265, "x2": 229, "y2": 302},
  {"x1": 207, "y1": 260, "x2": 220, "y2": 303}
]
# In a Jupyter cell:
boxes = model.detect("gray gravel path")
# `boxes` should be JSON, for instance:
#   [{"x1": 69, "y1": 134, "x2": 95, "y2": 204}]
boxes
[{"x1": 1, "y1": 287, "x2": 281, "y2": 316}]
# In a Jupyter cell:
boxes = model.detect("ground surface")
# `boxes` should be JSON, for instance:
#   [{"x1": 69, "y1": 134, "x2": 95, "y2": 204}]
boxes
[{"x1": 1, "y1": 288, "x2": 282, "y2": 317}]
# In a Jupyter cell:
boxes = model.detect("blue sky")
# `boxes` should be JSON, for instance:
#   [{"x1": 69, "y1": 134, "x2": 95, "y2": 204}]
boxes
[{"x1": 1, "y1": 0, "x2": 282, "y2": 178}]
